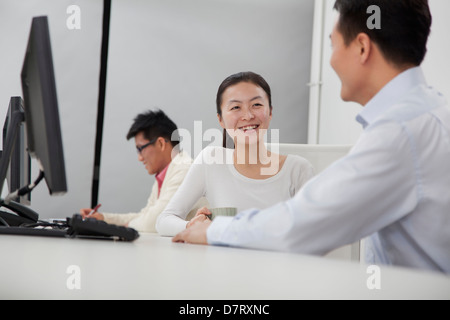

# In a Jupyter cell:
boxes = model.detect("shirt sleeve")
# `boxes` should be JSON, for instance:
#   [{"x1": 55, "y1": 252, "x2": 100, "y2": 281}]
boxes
[
  {"x1": 156, "y1": 150, "x2": 208, "y2": 236},
  {"x1": 206, "y1": 122, "x2": 419, "y2": 255}
]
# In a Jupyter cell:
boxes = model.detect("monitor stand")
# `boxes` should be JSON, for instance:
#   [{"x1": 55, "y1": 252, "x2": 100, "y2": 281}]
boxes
[{"x1": 0, "y1": 102, "x2": 39, "y2": 225}]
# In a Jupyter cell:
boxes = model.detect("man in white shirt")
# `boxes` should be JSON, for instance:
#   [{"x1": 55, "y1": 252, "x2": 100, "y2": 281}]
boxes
[
  {"x1": 80, "y1": 109, "x2": 206, "y2": 232},
  {"x1": 173, "y1": 0, "x2": 450, "y2": 274}
]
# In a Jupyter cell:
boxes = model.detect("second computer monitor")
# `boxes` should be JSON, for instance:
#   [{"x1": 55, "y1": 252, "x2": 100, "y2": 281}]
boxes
[{"x1": 2, "y1": 97, "x2": 31, "y2": 205}]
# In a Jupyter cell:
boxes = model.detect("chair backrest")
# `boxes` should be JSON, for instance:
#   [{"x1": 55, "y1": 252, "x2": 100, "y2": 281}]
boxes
[{"x1": 266, "y1": 143, "x2": 353, "y2": 174}]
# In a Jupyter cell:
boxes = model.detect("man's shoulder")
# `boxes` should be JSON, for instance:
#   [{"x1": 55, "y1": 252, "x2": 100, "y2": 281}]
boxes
[
  {"x1": 383, "y1": 85, "x2": 448, "y2": 124},
  {"x1": 170, "y1": 150, "x2": 193, "y2": 165},
  {"x1": 166, "y1": 151, "x2": 193, "y2": 176}
]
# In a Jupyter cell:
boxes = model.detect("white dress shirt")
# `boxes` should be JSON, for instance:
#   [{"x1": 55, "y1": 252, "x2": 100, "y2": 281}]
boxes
[{"x1": 207, "y1": 67, "x2": 450, "y2": 274}]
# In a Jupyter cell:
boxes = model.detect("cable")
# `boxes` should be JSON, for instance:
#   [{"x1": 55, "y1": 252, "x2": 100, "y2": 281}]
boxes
[
  {"x1": 0, "y1": 216, "x2": 10, "y2": 227},
  {"x1": 20, "y1": 220, "x2": 68, "y2": 230},
  {"x1": 3, "y1": 170, "x2": 45, "y2": 204}
]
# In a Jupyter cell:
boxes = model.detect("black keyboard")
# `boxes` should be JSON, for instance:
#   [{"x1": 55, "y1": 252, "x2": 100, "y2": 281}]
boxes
[
  {"x1": 0, "y1": 213, "x2": 139, "y2": 242},
  {"x1": 67, "y1": 214, "x2": 140, "y2": 241}
]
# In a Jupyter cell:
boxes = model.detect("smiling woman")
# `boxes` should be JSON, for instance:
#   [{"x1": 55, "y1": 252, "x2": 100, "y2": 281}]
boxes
[
  {"x1": 216, "y1": 71, "x2": 273, "y2": 148},
  {"x1": 216, "y1": 72, "x2": 278, "y2": 178},
  {"x1": 155, "y1": 72, "x2": 315, "y2": 237}
]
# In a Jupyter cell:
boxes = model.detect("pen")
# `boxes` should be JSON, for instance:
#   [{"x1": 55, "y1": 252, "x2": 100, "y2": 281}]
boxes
[{"x1": 87, "y1": 203, "x2": 102, "y2": 217}]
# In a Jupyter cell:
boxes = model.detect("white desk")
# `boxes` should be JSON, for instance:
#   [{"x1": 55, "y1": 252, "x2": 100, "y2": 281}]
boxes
[{"x1": 0, "y1": 233, "x2": 449, "y2": 300}]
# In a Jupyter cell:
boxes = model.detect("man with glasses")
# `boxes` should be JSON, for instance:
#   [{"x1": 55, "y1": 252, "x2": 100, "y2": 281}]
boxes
[{"x1": 80, "y1": 109, "x2": 207, "y2": 232}]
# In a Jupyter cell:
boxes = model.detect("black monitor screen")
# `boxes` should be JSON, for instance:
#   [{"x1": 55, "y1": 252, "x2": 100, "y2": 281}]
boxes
[
  {"x1": 2, "y1": 97, "x2": 31, "y2": 205},
  {"x1": 21, "y1": 16, "x2": 67, "y2": 195}
]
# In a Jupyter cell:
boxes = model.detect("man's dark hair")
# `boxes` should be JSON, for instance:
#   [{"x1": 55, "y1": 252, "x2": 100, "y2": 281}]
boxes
[
  {"x1": 126, "y1": 109, "x2": 179, "y2": 147},
  {"x1": 333, "y1": 0, "x2": 432, "y2": 67}
]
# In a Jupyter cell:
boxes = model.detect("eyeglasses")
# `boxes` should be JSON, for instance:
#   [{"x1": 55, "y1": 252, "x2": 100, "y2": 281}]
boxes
[{"x1": 136, "y1": 138, "x2": 157, "y2": 154}]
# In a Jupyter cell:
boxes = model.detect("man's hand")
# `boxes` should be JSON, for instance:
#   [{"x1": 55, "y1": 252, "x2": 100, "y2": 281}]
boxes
[
  {"x1": 79, "y1": 208, "x2": 104, "y2": 221},
  {"x1": 172, "y1": 218, "x2": 211, "y2": 244}
]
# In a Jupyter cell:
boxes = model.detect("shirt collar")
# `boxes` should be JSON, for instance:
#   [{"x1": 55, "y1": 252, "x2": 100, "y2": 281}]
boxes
[
  {"x1": 356, "y1": 66, "x2": 427, "y2": 128},
  {"x1": 155, "y1": 162, "x2": 170, "y2": 192}
]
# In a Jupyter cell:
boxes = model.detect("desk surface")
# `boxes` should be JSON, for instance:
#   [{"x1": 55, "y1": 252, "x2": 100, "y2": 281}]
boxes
[{"x1": 0, "y1": 233, "x2": 449, "y2": 299}]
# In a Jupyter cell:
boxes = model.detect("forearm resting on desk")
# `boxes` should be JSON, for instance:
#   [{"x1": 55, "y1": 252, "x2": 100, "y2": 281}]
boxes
[{"x1": 156, "y1": 212, "x2": 189, "y2": 236}]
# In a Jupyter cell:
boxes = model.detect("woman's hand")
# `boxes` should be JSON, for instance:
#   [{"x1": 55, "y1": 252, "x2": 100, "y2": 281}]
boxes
[
  {"x1": 173, "y1": 218, "x2": 211, "y2": 244},
  {"x1": 186, "y1": 206, "x2": 211, "y2": 228}
]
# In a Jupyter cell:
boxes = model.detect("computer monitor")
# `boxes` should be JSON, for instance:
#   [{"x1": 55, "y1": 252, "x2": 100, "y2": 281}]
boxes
[
  {"x1": 2, "y1": 97, "x2": 31, "y2": 205},
  {"x1": 21, "y1": 16, "x2": 67, "y2": 196},
  {"x1": 0, "y1": 96, "x2": 37, "y2": 222},
  {"x1": 0, "y1": 15, "x2": 67, "y2": 223}
]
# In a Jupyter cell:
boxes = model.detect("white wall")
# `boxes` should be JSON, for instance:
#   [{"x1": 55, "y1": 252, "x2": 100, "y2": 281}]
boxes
[
  {"x1": 0, "y1": 0, "x2": 103, "y2": 219},
  {"x1": 311, "y1": 0, "x2": 450, "y2": 145},
  {"x1": 99, "y1": 0, "x2": 315, "y2": 213},
  {"x1": 316, "y1": 0, "x2": 362, "y2": 144}
]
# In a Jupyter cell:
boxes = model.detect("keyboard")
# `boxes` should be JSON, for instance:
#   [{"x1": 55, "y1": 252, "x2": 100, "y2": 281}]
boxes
[
  {"x1": 0, "y1": 213, "x2": 139, "y2": 242},
  {"x1": 67, "y1": 214, "x2": 140, "y2": 241}
]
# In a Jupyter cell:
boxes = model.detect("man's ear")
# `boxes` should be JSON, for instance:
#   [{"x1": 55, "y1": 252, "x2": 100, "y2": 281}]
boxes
[
  {"x1": 355, "y1": 32, "x2": 371, "y2": 64},
  {"x1": 157, "y1": 137, "x2": 167, "y2": 150}
]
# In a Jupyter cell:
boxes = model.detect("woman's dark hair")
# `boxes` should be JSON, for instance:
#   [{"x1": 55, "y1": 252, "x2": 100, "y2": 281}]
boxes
[
  {"x1": 216, "y1": 71, "x2": 272, "y2": 147},
  {"x1": 333, "y1": 0, "x2": 432, "y2": 67},
  {"x1": 126, "y1": 109, "x2": 179, "y2": 147}
]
